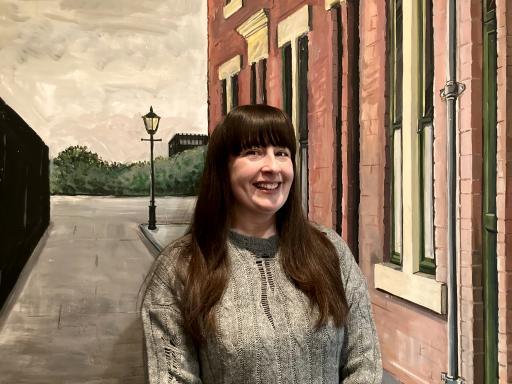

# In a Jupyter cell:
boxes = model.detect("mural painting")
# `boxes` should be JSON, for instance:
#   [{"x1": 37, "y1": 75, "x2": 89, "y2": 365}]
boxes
[
  {"x1": 1, "y1": 0, "x2": 512, "y2": 383},
  {"x1": 0, "y1": 1, "x2": 207, "y2": 382}
]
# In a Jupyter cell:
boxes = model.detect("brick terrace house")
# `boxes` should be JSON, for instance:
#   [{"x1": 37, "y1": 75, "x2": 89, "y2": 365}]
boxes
[{"x1": 207, "y1": 0, "x2": 512, "y2": 382}]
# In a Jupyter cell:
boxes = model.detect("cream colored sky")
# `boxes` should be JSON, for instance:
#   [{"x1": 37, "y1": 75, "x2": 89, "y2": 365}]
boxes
[{"x1": 0, "y1": 0, "x2": 207, "y2": 162}]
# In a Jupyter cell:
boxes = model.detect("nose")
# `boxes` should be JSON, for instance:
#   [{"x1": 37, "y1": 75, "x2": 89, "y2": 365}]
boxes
[{"x1": 261, "y1": 151, "x2": 279, "y2": 172}]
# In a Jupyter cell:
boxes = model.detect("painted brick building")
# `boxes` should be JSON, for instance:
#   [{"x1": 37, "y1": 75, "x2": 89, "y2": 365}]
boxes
[{"x1": 207, "y1": 0, "x2": 512, "y2": 382}]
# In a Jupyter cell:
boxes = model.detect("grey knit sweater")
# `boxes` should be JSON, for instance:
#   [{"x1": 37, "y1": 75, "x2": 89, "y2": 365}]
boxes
[{"x1": 141, "y1": 227, "x2": 382, "y2": 384}]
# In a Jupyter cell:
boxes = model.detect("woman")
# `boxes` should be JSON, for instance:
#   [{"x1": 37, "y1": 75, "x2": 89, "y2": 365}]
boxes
[{"x1": 141, "y1": 105, "x2": 382, "y2": 383}]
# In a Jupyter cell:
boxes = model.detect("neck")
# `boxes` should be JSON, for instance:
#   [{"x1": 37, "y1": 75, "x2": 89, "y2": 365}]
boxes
[{"x1": 229, "y1": 210, "x2": 277, "y2": 239}]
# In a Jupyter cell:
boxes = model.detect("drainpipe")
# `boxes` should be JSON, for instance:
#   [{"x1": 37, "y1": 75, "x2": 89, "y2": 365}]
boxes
[{"x1": 440, "y1": 0, "x2": 465, "y2": 383}]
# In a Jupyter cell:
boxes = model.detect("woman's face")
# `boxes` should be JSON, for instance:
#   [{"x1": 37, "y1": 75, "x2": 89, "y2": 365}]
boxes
[{"x1": 228, "y1": 145, "x2": 294, "y2": 222}]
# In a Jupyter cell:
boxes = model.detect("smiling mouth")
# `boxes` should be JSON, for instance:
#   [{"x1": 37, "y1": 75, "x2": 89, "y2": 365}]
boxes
[{"x1": 253, "y1": 182, "x2": 280, "y2": 191}]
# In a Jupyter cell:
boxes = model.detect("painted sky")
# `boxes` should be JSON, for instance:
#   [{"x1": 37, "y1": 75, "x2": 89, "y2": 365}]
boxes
[{"x1": 0, "y1": 0, "x2": 207, "y2": 162}]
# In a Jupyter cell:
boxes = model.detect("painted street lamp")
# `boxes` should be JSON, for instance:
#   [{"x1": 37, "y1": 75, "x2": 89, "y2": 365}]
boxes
[{"x1": 141, "y1": 106, "x2": 162, "y2": 230}]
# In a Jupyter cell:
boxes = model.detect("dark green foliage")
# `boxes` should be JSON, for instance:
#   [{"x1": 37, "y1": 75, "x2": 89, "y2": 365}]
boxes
[{"x1": 50, "y1": 145, "x2": 206, "y2": 196}]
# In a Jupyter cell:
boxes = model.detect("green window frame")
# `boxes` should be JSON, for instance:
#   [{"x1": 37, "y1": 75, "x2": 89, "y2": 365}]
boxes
[
  {"x1": 483, "y1": 0, "x2": 498, "y2": 381},
  {"x1": 282, "y1": 43, "x2": 292, "y2": 119},
  {"x1": 418, "y1": 0, "x2": 435, "y2": 274},
  {"x1": 231, "y1": 74, "x2": 239, "y2": 109},
  {"x1": 298, "y1": 34, "x2": 309, "y2": 214},
  {"x1": 221, "y1": 79, "x2": 227, "y2": 116},
  {"x1": 259, "y1": 59, "x2": 267, "y2": 105},
  {"x1": 334, "y1": 4, "x2": 343, "y2": 236},
  {"x1": 389, "y1": 0, "x2": 403, "y2": 266},
  {"x1": 250, "y1": 62, "x2": 257, "y2": 104}
]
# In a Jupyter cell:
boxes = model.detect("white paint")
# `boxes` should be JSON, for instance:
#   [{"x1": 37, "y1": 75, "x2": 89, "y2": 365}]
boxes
[
  {"x1": 0, "y1": 0, "x2": 207, "y2": 162},
  {"x1": 237, "y1": 9, "x2": 269, "y2": 64},
  {"x1": 223, "y1": 0, "x2": 243, "y2": 19},
  {"x1": 277, "y1": 5, "x2": 310, "y2": 48},
  {"x1": 218, "y1": 55, "x2": 241, "y2": 80},
  {"x1": 374, "y1": 263, "x2": 446, "y2": 314}
]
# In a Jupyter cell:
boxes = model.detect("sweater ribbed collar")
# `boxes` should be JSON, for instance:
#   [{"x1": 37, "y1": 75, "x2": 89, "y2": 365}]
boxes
[{"x1": 228, "y1": 230, "x2": 279, "y2": 258}]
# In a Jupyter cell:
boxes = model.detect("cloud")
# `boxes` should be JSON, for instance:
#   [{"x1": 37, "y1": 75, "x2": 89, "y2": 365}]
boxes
[{"x1": 0, "y1": 0, "x2": 207, "y2": 162}]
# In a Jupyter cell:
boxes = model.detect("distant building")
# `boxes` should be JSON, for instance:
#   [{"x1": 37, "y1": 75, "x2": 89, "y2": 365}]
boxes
[{"x1": 168, "y1": 133, "x2": 208, "y2": 157}]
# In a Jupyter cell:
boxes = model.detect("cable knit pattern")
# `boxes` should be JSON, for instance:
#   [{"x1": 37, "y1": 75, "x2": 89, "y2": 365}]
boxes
[{"x1": 141, "y1": 227, "x2": 382, "y2": 384}]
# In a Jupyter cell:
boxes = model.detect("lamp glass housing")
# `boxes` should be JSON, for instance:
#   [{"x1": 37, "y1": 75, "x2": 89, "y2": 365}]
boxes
[{"x1": 142, "y1": 106, "x2": 160, "y2": 135}]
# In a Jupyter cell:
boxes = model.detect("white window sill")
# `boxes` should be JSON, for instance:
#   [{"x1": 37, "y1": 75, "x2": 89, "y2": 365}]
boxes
[
  {"x1": 223, "y1": 0, "x2": 243, "y2": 19},
  {"x1": 374, "y1": 262, "x2": 447, "y2": 314}
]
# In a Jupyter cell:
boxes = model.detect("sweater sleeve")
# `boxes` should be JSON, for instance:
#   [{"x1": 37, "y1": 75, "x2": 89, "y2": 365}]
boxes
[
  {"x1": 141, "y1": 246, "x2": 202, "y2": 384},
  {"x1": 322, "y1": 228, "x2": 383, "y2": 384}
]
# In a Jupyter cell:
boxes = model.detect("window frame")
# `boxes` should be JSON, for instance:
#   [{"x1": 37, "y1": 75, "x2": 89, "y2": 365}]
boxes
[
  {"x1": 389, "y1": 0, "x2": 403, "y2": 266},
  {"x1": 218, "y1": 55, "x2": 241, "y2": 116},
  {"x1": 281, "y1": 43, "x2": 293, "y2": 119},
  {"x1": 223, "y1": 0, "x2": 242, "y2": 19},
  {"x1": 250, "y1": 62, "x2": 257, "y2": 104},
  {"x1": 417, "y1": 0, "x2": 435, "y2": 274},
  {"x1": 374, "y1": 0, "x2": 445, "y2": 314}
]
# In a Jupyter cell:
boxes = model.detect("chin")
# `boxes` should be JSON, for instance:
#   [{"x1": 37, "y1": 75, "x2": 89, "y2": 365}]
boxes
[{"x1": 254, "y1": 204, "x2": 285, "y2": 214}]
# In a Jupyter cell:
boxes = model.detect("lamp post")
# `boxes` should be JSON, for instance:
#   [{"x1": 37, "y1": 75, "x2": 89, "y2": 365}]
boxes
[{"x1": 141, "y1": 106, "x2": 162, "y2": 230}]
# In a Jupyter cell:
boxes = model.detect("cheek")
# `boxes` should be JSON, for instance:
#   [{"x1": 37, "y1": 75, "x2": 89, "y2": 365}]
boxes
[{"x1": 286, "y1": 164, "x2": 295, "y2": 181}]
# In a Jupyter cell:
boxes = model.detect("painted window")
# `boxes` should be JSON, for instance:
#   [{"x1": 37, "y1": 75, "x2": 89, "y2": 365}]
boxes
[
  {"x1": 334, "y1": 4, "x2": 343, "y2": 236},
  {"x1": 250, "y1": 59, "x2": 267, "y2": 105},
  {"x1": 374, "y1": 0, "x2": 444, "y2": 314},
  {"x1": 250, "y1": 63, "x2": 257, "y2": 104},
  {"x1": 236, "y1": 10, "x2": 269, "y2": 105},
  {"x1": 277, "y1": 5, "x2": 310, "y2": 215},
  {"x1": 418, "y1": 0, "x2": 435, "y2": 274},
  {"x1": 298, "y1": 35, "x2": 309, "y2": 214},
  {"x1": 231, "y1": 74, "x2": 239, "y2": 109},
  {"x1": 259, "y1": 59, "x2": 267, "y2": 104},
  {"x1": 223, "y1": 0, "x2": 242, "y2": 19},
  {"x1": 281, "y1": 43, "x2": 292, "y2": 119},
  {"x1": 389, "y1": 0, "x2": 434, "y2": 273},
  {"x1": 221, "y1": 79, "x2": 227, "y2": 116},
  {"x1": 388, "y1": 0, "x2": 435, "y2": 273},
  {"x1": 389, "y1": 0, "x2": 403, "y2": 267},
  {"x1": 218, "y1": 55, "x2": 241, "y2": 116}
]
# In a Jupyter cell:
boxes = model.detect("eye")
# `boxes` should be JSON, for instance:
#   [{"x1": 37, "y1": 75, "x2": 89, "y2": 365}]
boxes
[
  {"x1": 241, "y1": 147, "x2": 262, "y2": 156},
  {"x1": 275, "y1": 148, "x2": 291, "y2": 157}
]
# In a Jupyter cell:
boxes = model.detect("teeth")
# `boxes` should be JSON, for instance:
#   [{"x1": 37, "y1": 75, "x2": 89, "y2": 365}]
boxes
[{"x1": 255, "y1": 182, "x2": 279, "y2": 190}]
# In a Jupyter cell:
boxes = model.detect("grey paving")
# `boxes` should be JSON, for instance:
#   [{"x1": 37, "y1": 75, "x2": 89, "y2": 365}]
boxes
[
  {"x1": 0, "y1": 196, "x2": 195, "y2": 384},
  {"x1": 140, "y1": 223, "x2": 190, "y2": 253}
]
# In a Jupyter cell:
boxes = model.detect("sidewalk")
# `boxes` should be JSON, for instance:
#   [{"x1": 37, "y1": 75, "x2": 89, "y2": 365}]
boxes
[
  {"x1": 139, "y1": 223, "x2": 189, "y2": 253},
  {"x1": 0, "y1": 196, "x2": 196, "y2": 384}
]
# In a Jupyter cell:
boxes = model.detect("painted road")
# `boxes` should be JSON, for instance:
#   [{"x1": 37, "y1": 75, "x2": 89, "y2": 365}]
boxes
[{"x1": 0, "y1": 196, "x2": 195, "y2": 384}]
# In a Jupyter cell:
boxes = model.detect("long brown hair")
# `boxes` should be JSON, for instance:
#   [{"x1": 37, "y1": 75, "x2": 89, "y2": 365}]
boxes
[{"x1": 178, "y1": 104, "x2": 348, "y2": 345}]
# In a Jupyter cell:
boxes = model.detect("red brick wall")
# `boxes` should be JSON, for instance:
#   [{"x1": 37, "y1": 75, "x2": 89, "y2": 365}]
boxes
[
  {"x1": 361, "y1": 0, "x2": 449, "y2": 381},
  {"x1": 207, "y1": 0, "x2": 263, "y2": 132},
  {"x1": 307, "y1": 2, "x2": 336, "y2": 227},
  {"x1": 208, "y1": 0, "x2": 339, "y2": 227},
  {"x1": 496, "y1": 0, "x2": 512, "y2": 381},
  {"x1": 357, "y1": 0, "x2": 387, "y2": 280},
  {"x1": 457, "y1": 0, "x2": 484, "y2": 381},
  {"x1": 207, "y1": 1, "x2": 512, "y2": 382}
]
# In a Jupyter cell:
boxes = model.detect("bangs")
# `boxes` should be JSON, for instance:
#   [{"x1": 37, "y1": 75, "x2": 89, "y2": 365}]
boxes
[{"x1": 222, "y1": 105, "x2": 296, "y2": 156}]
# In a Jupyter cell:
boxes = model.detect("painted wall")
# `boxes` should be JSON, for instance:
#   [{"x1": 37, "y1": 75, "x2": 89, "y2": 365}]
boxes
[{"x1": 0, "y1": 0, "x2": 207, "y2": 162}]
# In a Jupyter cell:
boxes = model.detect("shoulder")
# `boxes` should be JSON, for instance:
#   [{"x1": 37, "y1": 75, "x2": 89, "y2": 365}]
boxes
[
  {"x1": 155, "y1": 233, "x2": 192, "y2": 277},
  {"x1": 142, "y1": 234, "x2": 192, "y2": 303},
  {"x1": 310, "y1": 223, "x2": 351, "y2": 259},
  {"x1": 309, "y1": 223, "x2": 364, "y2": 292}
]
